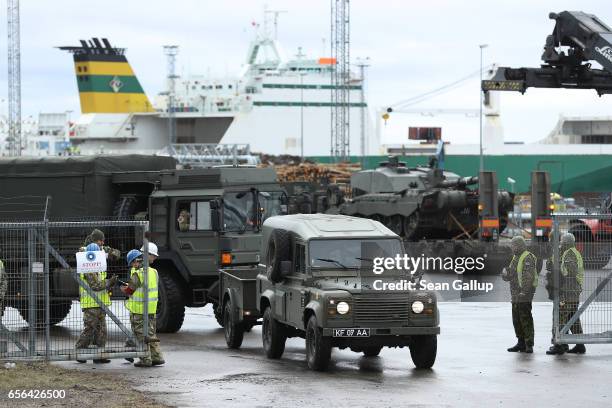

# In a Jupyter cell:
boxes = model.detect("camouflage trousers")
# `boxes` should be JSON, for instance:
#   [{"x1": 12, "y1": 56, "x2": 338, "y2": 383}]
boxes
[
  {"x1": 129, "y1": 313, "x2": 164, "y2": 364},
  {"x1": 75, "y1": 307, "x2": 107, "y2": 349},
  {"x1": 551, "y1": 300, "x2": 583, "y2": 342},
  {"x1": 512, "y1": 301, "x2": 534, "y2": 346}
]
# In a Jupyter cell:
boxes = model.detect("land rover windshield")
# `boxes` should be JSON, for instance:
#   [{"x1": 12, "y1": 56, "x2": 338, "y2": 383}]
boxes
[{"x1": 309, "y1": 238, "x2": 403, "y2": 270}]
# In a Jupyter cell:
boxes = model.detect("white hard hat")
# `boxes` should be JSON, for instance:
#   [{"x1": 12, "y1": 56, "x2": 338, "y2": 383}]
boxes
[{"x1": 140, "y1": 242, "x2": 159, "y2": 257}]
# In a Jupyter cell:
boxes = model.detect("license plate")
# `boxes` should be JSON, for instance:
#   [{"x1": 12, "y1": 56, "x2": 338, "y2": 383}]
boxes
[{"x1": 332, "y1": 328, "x2": 370, "y2": 337}]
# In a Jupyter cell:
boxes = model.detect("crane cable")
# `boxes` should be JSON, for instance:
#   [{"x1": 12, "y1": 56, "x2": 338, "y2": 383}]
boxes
[{"x1": 390, "y1": 64, "x2": 495, "y2": 110}]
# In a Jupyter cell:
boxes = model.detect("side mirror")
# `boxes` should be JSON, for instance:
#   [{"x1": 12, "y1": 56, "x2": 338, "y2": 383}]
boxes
[
  {"x1": 280, "y1": 260, "x2": 292, "y2": 277},
  {"x1": 211, "y1": 199, "x2": 223, "y2": 231}
]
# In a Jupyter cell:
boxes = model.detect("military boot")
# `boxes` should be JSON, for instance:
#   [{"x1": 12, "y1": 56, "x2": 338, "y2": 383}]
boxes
[
  {"x1": 507, "y1": 339, "x2": 526, "y2": 352},
  {"x1": 93, "y1": 359, "x2": 111, "y2": 364},
  {"x1": 567, "y1": 344, "x2": 586, "y2": 354},
  {"x1": 134, "y1": 359, "x2": 152, "y2": 368},
  {"x1": 524, "y1": 343, "x2": 533, "y2": 354},
  {"x1": 546, "y1": 344, "x2": 568, "y2": 355}
]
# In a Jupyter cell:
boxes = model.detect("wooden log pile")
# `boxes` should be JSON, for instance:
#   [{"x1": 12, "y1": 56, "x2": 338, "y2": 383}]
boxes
[{"x1": 265, "y1": 162, "x2": 361, "y2": 184}]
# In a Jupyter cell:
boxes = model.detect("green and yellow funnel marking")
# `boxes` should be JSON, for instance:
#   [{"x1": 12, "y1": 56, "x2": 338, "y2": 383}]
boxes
[{"x1": 59, "y1": 38, "x2": 155, "y2": 114}]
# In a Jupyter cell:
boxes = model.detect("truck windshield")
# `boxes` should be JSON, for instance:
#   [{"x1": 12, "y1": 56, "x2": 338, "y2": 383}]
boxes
[
  {"x1": 309, "y1": 239, "x2": 403, "y2": 269},
  {"x1": 259, "y1": 191, "x2": 285, "y2": 222},
  {"x1": 223, "y1": 191, "x2": 256, "y2": 232}
]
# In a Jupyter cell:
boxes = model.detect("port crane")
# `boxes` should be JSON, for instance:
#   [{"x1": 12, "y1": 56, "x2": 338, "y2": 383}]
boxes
[{"x1": 483, "y1": 11, "x2": 612, "y2": 95}]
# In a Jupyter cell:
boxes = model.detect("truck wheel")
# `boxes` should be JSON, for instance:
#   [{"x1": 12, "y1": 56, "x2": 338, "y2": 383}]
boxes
[
  {"x1": 305, "y1": 315, "x2": 332, "y2": 371},
  {"x1": 409, "y1": 335, "x2": 437, "y2": 369},
  {"x1": 112, "y1": 195, "x2": 138, "y2": 219},
  {"x1": 156, "y1": 270, "x2": 185, "y2": 333},
  {"x1": 224, "y1": 300, "x2": 244, "y2": 349},
  {"x1": 362, "y1": 346, "x2": 382, "y2": 357},
  {"x1": 262, "y1": 306, "x2": 286, "y2": 359},
  {"x1": 267, "y1": 229, "x2": 291, "y2": 283},
  {"x1": 17, "y1": 300, "x2": 72, "y2": 327}
]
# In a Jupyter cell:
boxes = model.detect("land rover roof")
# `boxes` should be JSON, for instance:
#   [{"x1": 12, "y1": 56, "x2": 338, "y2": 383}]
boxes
[{"x1": 262, "y1": 214, "x2": 399, "y2": 241}]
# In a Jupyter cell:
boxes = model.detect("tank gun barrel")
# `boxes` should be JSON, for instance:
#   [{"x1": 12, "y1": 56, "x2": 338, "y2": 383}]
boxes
[{"x1": 437, "y1": 176, "x2": 478, "y2": 188}]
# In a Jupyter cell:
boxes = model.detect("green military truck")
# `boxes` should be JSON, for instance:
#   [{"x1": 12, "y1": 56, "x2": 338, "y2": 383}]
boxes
[
  {"x1": 221, "y1": 213, "x2": 440, "y2": 371},
  {"x1": 1, "y1": 155, "x2": 285, "y2": 333}
]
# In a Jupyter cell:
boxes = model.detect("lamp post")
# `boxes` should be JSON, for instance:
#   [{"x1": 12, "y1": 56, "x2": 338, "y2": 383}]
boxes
[{"x1": 479, "y1": 44, "x2": 488, "y2": 173}]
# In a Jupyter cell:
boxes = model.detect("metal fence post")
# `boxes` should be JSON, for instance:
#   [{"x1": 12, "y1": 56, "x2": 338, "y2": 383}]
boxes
[
  {"x1": 142, "y1": 226, "x2": 149, "y2": 353},
  {"x1": 552, "y1": 215, "x2": 560, "y2": 343},
  {"x1": 44, "y1": 223, "x2": 50, "y2": 360},
  {"x1": 27, "y1": 228, "x2": 35, "y2": 356}
]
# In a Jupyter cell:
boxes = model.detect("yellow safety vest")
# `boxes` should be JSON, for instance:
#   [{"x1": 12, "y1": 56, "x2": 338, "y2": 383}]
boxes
[
  {"x1": 126, "y1": 267, "x2": 158, "y2": 315},
  {"x1": 79, "y1": 271, "x2": 111, "y2": 309},
  {"x1": 561, "y1": 247, "x2": 584, "y2": 288},
  {"x1": 513, "y1": 250, "x2": 538, "y2": 288}
]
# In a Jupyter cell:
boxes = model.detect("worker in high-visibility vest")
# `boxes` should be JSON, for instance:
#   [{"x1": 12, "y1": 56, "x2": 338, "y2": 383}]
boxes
[
  {"x1": 546, "y1": 232, "x2": 586, "y2": 355},
  {"x1": 121, "y1": 249, "x2": 165, "y2": 367},
  {"x1": 502, "y1": 236, "x2": 538, "y2": 354},
  {"x1": 75, "y1": 243, "x2": 117, "y2": 364}
]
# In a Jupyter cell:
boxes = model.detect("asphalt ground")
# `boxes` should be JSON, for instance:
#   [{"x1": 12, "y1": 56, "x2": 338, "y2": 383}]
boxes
[{"x1": 55, "y1": 269, "x2": 612, "y2": 408}]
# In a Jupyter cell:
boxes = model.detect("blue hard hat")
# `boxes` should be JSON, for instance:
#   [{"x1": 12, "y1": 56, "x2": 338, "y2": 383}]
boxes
[
  {"x1": 86, "y1": 243, "x2": 100, "y2": 252},
  {"x1": 126, "y1": 249, "x2": 143, "y2": 266}
]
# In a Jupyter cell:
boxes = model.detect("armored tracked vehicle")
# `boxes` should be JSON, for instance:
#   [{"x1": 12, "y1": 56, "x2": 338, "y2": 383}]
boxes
[{"x1": 338, "y1": 156, "x2": 513, "y2": 241}]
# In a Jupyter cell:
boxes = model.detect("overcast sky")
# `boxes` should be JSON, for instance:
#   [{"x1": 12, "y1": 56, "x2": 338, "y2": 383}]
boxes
[{"x1": 2, "y1": 0, "x2": 611, "y2": 147}]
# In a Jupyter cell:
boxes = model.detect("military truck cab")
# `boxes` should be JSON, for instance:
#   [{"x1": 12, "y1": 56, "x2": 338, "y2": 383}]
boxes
[
  {"x1": 121, "y1": 167, "x2": 286, "y2": 332},
  {"x1": 256, "y1": 214, "x2": 440, "y2": 371}
]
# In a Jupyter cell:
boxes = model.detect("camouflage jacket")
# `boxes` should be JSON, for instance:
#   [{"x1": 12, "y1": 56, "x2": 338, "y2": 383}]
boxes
[
  {"x1": 82, "y1": 272, "x2": 107, "y2": 292},
  {"x1": 503, "y1": 252, "x2": 537, "y2": 301},
  {"x1": 545, "y1": 248, "x2": 582, "y2": 301},
  {"x1": 80, "y1": 237, "x2": 121, "y2": 261}
]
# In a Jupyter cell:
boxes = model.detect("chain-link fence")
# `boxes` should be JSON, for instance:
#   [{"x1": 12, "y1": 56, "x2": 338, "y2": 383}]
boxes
[
  {"x1": 0, "y1": 220, "x2": 154, "y2": 361},
  {"x1": 552, "y1": 213, "x2": 612, "y2": 345}
]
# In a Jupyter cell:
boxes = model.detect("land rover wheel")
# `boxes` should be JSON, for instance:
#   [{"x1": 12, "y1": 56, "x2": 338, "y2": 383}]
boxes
[
  {"x1": 362, "y1": 346, "x2": 383, "y2": 357},
  {"x1": 224, "y1": 300, "x2": 244, "y2": 349},
  {"x1": 212, "y1": 302, "x2": 224, "y2": 327},
  {"x1": 262, "y1": 307, "x2": 286, "y2": 359},
  {"x1": 409, "y1": 335, "x2": 437, "y2": 369},
  {"x1": 156, "y1": 270, "x2": 186, "y2": 333},
  {"x1": 305, "y1": 315, "x2": 332, "y2": 371}
]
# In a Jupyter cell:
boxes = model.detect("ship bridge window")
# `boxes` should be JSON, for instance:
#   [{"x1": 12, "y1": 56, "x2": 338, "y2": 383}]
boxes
[
  {"x1": 581, "y1": 134, "x2": 612, "y2": 144},
  {"x1": 216, "y1": 85, "x2": 223, "y2": 89},
  {"x1": 228, "y1": 84, "x2": 233, "y2": 89}
]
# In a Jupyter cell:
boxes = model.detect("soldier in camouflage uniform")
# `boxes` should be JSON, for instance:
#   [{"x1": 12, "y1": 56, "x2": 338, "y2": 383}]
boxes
[
  {"x1": 75, "y1": 243, "x2": 118, "y2": 364},
  {"x1": 82, "y1": 229, "x2": 121, "y2": 261},
  {"x1": 0, "y1": 256, "x2": 7, "y2": 321},
  {"x1": 546, "y1": 232, "x2": 586, "y2": 355},
  {"x1": 502, "y1": 236, "x2": 538, "y2": 353},
  {"x1": 121, "y1": 249, "x2": 164, "y2": 368}
]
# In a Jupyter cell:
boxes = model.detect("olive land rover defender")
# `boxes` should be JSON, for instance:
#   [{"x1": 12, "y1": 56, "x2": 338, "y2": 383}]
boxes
[{"x1": 256, "y1": 214, "x2": 440, "y2": 371}]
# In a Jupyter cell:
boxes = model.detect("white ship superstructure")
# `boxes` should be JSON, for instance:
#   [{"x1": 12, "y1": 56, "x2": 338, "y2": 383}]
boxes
[{"x1": 59, "y1": 18, "x2": 374, "y2": 157}]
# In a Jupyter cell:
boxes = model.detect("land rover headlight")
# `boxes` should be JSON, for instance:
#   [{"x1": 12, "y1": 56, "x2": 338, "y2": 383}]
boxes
[
  {"x1": 336, "y1": 301, "x2": 350, "y2": 315},
  {"x1": 411, "y1": 301, "x2": 424, "y2": 314}
]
